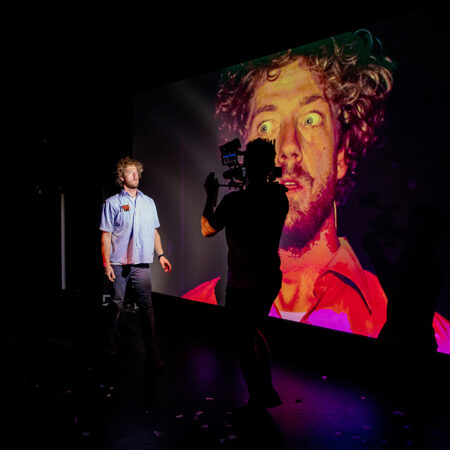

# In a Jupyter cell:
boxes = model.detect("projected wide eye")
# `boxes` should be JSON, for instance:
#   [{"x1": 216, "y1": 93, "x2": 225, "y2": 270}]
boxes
[
  {"x1": 303, "y1": 112, "x2": 322, "y2": 127},
  {"x1": 258, "y1": 120, "x2": 278, "y2": 138}
]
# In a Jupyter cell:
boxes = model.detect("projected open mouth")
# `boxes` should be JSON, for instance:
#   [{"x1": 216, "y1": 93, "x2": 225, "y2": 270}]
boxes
[{"x1": 281, "y1": 178, "x2": 303, "y2": 191}]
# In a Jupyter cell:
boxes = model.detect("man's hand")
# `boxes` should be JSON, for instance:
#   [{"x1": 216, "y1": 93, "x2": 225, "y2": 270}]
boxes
[
  {"x1": 105, "y1": 264, "x2": 116, "y2": 282},
  {"x1": 204, "y1": 172, "x2": 219, "y2": 206},
  {"x1": 159, "y1": 256, "x2": 172, "y2": 273}
]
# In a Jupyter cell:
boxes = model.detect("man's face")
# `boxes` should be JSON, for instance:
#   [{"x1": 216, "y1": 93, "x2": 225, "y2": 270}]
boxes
[
  {"x1": 122, "y1": 165, "x2": 140, "y2": 189},
  {"x1": 245, "y1": 60, "x2": 348, "y2": 250}
]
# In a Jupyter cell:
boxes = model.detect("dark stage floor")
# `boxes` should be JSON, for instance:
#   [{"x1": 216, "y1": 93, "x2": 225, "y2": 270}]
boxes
[{"x1": 1, "y1": 293, "x2": 449, "y2": 449}]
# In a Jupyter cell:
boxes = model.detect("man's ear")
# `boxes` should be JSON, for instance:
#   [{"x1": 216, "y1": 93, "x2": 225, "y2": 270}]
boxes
[{"x1": 337, "y1": 146, "x2": 348, "y2": 180}]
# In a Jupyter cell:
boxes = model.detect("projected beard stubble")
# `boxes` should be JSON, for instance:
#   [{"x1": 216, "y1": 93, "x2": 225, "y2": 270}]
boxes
[{"x1": 280, "y1": 160, "x2": 337, "y2": 252}]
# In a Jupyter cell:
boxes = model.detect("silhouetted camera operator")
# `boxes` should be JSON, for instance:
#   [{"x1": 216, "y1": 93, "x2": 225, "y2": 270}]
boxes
[{"x1": 201, "y1": 138, "x2": 288, "y2": 409}]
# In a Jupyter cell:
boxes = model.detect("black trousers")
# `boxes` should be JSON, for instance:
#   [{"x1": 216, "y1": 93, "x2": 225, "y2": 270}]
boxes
[
  {"x1": 106, "y1": 264, "x2": 160, "y2": 364},
  {"x1": 225, "y1": 284, "x2": 279, "y2": 402}
]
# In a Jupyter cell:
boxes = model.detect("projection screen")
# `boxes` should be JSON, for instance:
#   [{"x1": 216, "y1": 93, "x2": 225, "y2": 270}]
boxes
[{"x1": 133, "y1": 10, "x2": 450, "y2": 354}]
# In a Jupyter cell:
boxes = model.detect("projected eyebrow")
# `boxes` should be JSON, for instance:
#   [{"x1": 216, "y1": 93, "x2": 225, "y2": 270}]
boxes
[
  {"x1": 253, "y1": 95, "x2": 327, "y2": 117},
  {"x1": 253, "y1": 104, "x2": 277, "y2": 116},
  {"x1": 300, "y1": 94, "x2": 326, "y2": 106}
]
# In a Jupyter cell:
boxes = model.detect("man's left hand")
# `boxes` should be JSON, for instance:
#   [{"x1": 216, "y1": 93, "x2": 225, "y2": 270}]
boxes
[
  {"x1": 204, "y1": 172, "x2": 219, "y2": 204},
  {"x1": 159, "y1": 256, "x2": 172, "y2": 273}
]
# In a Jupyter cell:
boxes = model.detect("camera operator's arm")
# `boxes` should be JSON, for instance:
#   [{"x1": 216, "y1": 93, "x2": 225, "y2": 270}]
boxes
[{"x1": 201, "y1": 172, "x2": 219, "y2": 237}]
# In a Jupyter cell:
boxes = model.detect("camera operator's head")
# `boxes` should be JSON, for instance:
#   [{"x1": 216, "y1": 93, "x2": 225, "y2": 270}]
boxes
[{"x1": 244, "y1": 138, "x2": 276, "y2": 185}]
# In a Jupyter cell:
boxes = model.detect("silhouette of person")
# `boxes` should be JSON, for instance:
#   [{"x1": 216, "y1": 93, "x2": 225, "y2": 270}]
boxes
[{"x1": 201, "y1": 138, "x2": 289, "y2": 408}]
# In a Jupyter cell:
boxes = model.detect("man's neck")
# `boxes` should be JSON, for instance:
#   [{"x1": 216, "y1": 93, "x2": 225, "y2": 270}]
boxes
[{"x1": 123, "y1": 186, "x2": 138, "y2": 198}]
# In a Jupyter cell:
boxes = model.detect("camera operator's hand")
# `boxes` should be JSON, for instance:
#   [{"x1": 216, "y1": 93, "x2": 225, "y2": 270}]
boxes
[{"x1": 204, "y1": 172, "x2": 219, "y2": 205}]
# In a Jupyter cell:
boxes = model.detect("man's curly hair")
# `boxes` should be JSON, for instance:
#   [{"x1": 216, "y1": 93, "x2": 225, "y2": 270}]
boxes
[
  {"x1": 115, "y1": 156, "x2": 144, "y2": 187},
  {"x1": 216, "y1": 30, "x2": 394, "y2": 204}
]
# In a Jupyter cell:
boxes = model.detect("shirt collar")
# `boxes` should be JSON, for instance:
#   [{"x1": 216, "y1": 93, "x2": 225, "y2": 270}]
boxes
[
  {"x1": 318, "y1": 237, "x2": 372, "y2": 313},
  {"x1": 120, "y1": 189, "x2": 143, "y2": 199}
]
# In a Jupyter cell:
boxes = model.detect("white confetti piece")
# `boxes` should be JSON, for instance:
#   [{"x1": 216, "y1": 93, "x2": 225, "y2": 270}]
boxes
[
  {"x1": 109, "y1": 386, "x2": 115, "y2": 391},
  {"x1": 195, "y1": 410, "x2": 204, "y2": 416},
  {"x1": 205, "y1": 397, "x2": 215, "y2": 401},
  {"x1": 201, "y1": 424, "x2": 209, "y2": 429},
  {"x1": 176, "y1": 415, "x2": 184, "y2": 419},
  {"x1": 153, "y1": 430, "x2": 162, "y2": 437},
  {"x1": 106, "y1": 393, "x2": 112, "y2": 398}
]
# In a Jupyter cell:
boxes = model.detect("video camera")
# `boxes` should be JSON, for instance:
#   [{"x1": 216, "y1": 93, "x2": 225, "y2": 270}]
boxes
[
  {"x1": 219, "y1": 138, "x2": 282, "y2": 190},
  {"x1": 219, "y1": 138, "x2": 246, "y2": 189}
]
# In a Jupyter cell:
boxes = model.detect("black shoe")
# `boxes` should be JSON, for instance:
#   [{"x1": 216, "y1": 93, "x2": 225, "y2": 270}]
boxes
[
  {"x1": 248, "y1": 389, "x2": 282, "y2": 409},
  {"x1": 231, "y1": 404, "x2": 267, "y2": 429}
]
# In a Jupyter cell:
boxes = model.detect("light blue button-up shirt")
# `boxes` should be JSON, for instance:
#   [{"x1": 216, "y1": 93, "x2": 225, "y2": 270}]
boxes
[{"x1": 100, "y1": 189, "x2": 160, "y2": 264}]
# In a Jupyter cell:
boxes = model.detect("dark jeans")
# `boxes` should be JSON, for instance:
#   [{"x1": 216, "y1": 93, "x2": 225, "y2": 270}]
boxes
[
  {"x1": 225, "y1": 284, "x2": 279, "y2": 402},
  {"x1": 108, "y1": 264, "x2": 160, "y2": 363}
]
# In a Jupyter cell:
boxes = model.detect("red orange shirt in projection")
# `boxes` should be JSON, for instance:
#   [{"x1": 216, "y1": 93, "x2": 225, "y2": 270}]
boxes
[{"x1": 183, "y1": 238, "x2": 450, "y2": 354}]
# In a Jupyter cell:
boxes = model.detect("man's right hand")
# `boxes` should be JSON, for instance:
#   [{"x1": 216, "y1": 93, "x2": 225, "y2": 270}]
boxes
[{"x1": 105, "y1": 264, "x2": 116, "y2": 282}]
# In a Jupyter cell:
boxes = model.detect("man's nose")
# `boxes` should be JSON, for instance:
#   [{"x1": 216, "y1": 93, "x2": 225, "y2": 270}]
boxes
[{"x1": 276, "y1": 121, "x2": 302, "y2": 167}]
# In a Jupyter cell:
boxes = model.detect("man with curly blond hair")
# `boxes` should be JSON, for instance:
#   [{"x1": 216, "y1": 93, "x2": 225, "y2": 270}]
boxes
[
  {"x1": 186, "y1": 30, "x2": 436, "y2": 343},
  {"x1": 100, "y1": 156, "x2": 172, "y2": 365}
]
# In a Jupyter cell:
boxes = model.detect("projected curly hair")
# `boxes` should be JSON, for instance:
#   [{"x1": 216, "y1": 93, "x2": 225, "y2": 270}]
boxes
[
  {"x1": 216, "y1": 30, "x2": 394, "y2": 204},
  {"x1": 115, "y1": 156, "x2": 144, "y2": 187}
]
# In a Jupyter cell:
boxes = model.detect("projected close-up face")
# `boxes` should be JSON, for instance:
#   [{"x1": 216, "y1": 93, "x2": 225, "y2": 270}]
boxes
[
  {"x1": 245, "y1": 60, "x2": 348, "y2": 252},
  {"x1": 134, "y1": 23, "x2": 450, "y2": 355}
]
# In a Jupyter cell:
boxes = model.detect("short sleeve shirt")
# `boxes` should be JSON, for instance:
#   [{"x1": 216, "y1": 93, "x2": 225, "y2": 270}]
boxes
[{"x1": 100, "y1": 189, "x2": 160, "y2": 264}]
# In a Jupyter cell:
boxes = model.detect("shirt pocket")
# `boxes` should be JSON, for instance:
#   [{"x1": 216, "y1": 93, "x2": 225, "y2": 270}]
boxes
[{"x1": 115, "y1": 208, "x2": 130, "y2": 227}]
